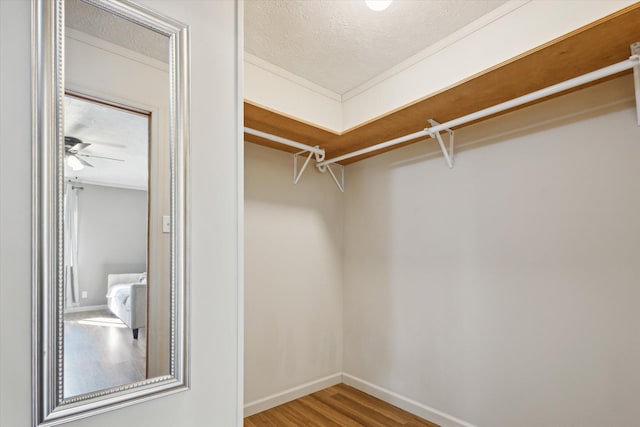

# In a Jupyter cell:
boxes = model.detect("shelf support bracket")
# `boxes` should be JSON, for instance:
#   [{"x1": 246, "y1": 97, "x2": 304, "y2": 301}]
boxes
[
  {"x1": 293, "y1": 146, "x2": 324, "y2": 185},
  {"x1": 317, "y1": 162, "x2": 345, "y2": 192},
  {"x1": 326, "y1": 163, "x2": 345, "y2": 193},
  {"x1": 631, "y1": 43, "x2": 640, "y2": 126},
  {"x1": 426, "y1": 119, "x2": 455, "y2": 169}
]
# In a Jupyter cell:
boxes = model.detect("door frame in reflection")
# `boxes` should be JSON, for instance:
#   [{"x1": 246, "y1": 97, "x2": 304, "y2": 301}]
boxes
[{"x1": 63, "y1": 91, "x2": 151, "y2": 395}]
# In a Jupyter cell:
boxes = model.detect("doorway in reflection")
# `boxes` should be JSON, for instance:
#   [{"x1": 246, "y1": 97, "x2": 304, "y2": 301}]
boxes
[{"x1": 63, "y1": 94, "x2": 150, "y2": 398}]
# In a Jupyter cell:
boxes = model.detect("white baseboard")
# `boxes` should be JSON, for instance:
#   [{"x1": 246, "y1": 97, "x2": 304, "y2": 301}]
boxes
[
  {"x1": 244, "y1": 372, "x2": 476, "y2": 426},
  {"x1": 64, "y1": 304, "x2": 108, "y2": 314},
  {"x1": 244, "y1": 372, "x2": 342, "y2": 417},
  {"x1": 342, "y1": 373, "x2": 477, "y2": 427}
]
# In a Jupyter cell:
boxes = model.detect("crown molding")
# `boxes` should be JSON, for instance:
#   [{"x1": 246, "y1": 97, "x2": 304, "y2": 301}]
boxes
[
  {"x1": 245, "y1": 53, "x2": 342, "y2": 102},
  {"x1": 341, "y1": 0, "x2": 531, "y2": 102}
]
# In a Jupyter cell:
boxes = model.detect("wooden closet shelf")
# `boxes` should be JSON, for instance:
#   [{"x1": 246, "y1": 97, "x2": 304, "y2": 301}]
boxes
[{"x1": 244, "y1": 3, "x2": 640, "y2": 165}]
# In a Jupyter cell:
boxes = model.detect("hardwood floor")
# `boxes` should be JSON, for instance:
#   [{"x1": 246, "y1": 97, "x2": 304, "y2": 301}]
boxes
[
  {"x1": 63, "y1": 309, "x2": 146, "y2": 397},
  {"x1": 245, "y1": 384, "x2": 440, "y2": 427}
]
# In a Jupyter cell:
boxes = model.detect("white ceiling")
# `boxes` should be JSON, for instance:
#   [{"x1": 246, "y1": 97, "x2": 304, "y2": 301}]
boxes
[
  {"x1": 244, "y1": 0, "x2": 508, "y2": 95},
  {"x1": 64, "y1": 95, "x2": 149, "y2": 190}
]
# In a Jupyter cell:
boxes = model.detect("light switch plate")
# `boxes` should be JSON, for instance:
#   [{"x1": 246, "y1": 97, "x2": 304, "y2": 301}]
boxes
[{"x1": 162, "y1": 215, "x2": 170, "y2": 233}]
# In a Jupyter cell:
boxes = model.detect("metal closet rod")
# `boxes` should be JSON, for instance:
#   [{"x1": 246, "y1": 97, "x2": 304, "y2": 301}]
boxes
[
  {"x1": 244, "y1": 127, "x2": 325, "y2": 156},
  {"x1": 316, "y1": 56, "x2": 640, "y2": 167}
]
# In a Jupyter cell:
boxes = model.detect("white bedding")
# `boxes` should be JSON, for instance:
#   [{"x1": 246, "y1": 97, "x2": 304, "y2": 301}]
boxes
[{"x1": 106, "y1": 284, "x2": 133, "y2": 311}]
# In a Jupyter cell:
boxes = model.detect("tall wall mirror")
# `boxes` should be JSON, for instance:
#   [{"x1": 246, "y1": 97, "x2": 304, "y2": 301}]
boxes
[{"x1": 33, "y1": 0, "x2": 189, "y2": 424}]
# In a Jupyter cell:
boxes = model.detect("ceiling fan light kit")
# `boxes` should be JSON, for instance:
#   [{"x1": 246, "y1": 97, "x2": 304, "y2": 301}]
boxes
[
  {"x1": 67, "y1": 154, "x2": 85, "y2": 171},
  {"x1": 64, "y1": 133, "x2": 125, "y2": 173}
]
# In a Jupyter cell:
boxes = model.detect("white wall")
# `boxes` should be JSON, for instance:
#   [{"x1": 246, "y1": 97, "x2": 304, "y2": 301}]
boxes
[
  {"x1": 342, "y1": 75, "x2": 640, "y2": 427},
  {"x1": 245, "y1": 54, "x2": 342, "y2": 132},
  {"x1": 0, "y1": 1, "x2": 242, "y2": 426},
  {"x1": 244, "y1": 142, "x2": 343, "y2": 413},
  {"x1": 0, "y1": 2, "x2": 32, "y2": 426},
  {"x1": 75, "y1": 184, "x2": 147, "y2": 307}
]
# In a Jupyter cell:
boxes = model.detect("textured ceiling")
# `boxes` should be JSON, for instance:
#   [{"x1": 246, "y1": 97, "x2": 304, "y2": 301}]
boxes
[
  {"x1": 64, "y1": 95, "x2": 148, "y2": 189},
  {"x1": 66, "y1": 0, "x2": 168, "y2": 63},
  {"x1": 245, "y1": 0, "x2": 508, "y2": 95}
]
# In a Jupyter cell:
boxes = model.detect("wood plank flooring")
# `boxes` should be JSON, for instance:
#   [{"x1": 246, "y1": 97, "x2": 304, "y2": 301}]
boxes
[
  {"x1": 63, "y1": 309, "x2": 146, "y2": 397},
  {"x1": 245, "y1": 384, "x2": 440, "y2": 427}
]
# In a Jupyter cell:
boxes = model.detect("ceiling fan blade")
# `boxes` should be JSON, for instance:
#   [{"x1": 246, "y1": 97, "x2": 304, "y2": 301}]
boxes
[
  {"x1": 81, "y1": 138, "x2": 126, "y2": 149},
  {"x1": 68, "y1": 142, "x2": 91, "y2": 153},
  {"x1": 75, "y1": 155, "x2": 94, "y2": 168},
  {"x1": 67, "y1": 122, "x2": 87, "y2": 136},
  {"x1": 78, "y1": 153, "x2": 125, "y2": 162}
]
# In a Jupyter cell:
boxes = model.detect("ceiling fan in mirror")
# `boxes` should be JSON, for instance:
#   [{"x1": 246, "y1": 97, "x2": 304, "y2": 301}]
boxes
[{"x1": 64, "y1": 135, "x2": 124, "y2": 171}]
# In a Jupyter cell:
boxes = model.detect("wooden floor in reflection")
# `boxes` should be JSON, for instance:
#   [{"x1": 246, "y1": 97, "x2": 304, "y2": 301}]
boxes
[{"x1": 63, "y1": 309, "x2": 146, "y2": 398}]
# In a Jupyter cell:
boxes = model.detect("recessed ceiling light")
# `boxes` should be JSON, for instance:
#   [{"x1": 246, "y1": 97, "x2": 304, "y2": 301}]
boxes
[{"x1": 365, "y1": 0, "x2": 392, "y2": 12}]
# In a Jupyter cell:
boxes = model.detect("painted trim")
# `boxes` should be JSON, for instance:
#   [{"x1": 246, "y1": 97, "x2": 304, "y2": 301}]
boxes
[
  {"x1": 245, "y1": 53, "x2": 342, "y2": 102},
  {"x1": 66, "y1": 178, "x2": 147, "y2": 192},
  {"x1": 66, "y1": 27, "x2": 169, "y2": 73},
  {"x1": 245, "y1": 61, "x2": 343, "y2": 132},
  {"x1": 244, "y1": 373, "x2": 342, "y2": 417},
  {"x1": 342, "y1": 373, "x2": 477, "y2": 427},
  {"x1": 63, "y1": 304, "x2": 108, "y2": 314},
  {"x1": 341, "y1": 0, "x2": 530, "y2": 102},
  {"x1": 244, "y1": 2, "x2": 530, "y2": 104},
  {"x1": 236, "y1": 1, "x2": 246, "y2": 426},
  {"x1": 243, "y1": 372, "x2": 477, "y2": 426}
]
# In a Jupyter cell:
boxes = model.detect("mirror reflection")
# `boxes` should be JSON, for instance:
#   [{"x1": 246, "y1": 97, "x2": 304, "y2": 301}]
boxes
[
  {"x1": 63, "y1": 0, "x2": 171, "y2": 399},
  {"x1": 63, "y1": 95, "x2": 150, "y2": 397}
]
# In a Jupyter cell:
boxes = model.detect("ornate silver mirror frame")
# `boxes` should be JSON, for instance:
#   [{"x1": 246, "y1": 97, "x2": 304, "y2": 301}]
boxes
[{"x1": 32, "y1": 0, "x2": 189, "y2": 425}]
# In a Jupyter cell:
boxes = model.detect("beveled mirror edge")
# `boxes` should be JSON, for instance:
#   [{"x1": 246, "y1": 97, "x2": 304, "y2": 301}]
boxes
[{"x1": 32, "y1": 0, "x2": 190, "y2": 425}]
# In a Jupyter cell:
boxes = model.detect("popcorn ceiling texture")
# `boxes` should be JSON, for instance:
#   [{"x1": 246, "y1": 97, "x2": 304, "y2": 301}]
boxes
[
  {"x1": 66, "y1": 0, "x2": 169, "y2": 63},
  {"x1": 64, "y1": 95, "x2": 149, "y2": 189},
  {"x1": 245, "y1": 0, "x2": 507, "y2": 95}
]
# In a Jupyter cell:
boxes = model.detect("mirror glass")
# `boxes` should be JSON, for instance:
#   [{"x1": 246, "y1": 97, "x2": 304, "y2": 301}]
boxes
[
  {"x1": 34, "y1": 0, "x2": 189, "y2": 423},
  {"x1": 64, "y1": 0, "x2": 171, "y2": 399},
  {"x1": 63, "y1": 95, "x2": 151, "y2": 397}
]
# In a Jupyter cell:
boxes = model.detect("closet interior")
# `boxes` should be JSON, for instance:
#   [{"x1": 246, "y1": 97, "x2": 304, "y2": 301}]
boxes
[{"x1": 244, "y1": 3, "x2": 640, "y2": 427}]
